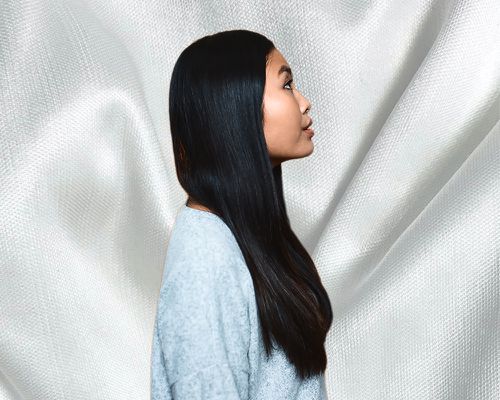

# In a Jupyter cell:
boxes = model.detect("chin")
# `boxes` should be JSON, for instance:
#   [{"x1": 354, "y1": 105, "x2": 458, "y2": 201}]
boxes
[{"x1": 295, "y1": 143, "x2": 315, "y2": 159}]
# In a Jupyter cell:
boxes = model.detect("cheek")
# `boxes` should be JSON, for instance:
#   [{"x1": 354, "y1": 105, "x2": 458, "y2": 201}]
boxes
[
  {"x1": 263, "y1": 123, "x2": 307, "y2": 163},
  {"x1": 263, "y1": 93, "x2": 302, "y2": 148}
]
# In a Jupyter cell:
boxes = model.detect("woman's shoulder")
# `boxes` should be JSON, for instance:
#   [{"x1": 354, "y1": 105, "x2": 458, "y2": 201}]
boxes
[
  {"x1": 168, "y1": 204, "x2": 242, "y2": 261},
  {"x1": 156, "y1": 204, "x2": 252, "y2": 326},
  {"x1": 160, "y1": 204, "x2": 250, "y2": 289}
]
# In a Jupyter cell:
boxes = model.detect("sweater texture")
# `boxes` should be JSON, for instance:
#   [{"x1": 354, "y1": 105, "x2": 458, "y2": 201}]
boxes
[{"x1": 150, "y1": 203, "x2": 327, "y2": 399}]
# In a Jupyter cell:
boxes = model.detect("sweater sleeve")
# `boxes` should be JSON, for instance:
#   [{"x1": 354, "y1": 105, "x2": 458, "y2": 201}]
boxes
[{"x1": 156, "y1": 251, "x2": 251, "y2": 400}]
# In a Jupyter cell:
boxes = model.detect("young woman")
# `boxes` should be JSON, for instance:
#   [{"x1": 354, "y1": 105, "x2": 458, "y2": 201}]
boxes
[{"x1": 151, "y1": 29, "x2": 332, "y2": 399}]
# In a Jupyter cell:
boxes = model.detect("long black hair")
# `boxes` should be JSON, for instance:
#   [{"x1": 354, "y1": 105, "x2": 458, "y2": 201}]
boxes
[{"x1": 168, "y1": 29, "x2": 333, "y2": 380}]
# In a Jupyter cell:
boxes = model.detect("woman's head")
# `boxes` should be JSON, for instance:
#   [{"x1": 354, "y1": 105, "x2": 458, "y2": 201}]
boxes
[
  {"x1": 169, "y1": 29, "x2": 314, "y2": 181},
  {"x1": 168, "y1": 29, "x2": 332, "y2": 380}
]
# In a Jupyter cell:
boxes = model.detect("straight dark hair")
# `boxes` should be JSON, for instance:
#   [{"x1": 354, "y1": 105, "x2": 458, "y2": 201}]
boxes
[{"x1": 168, "y1": 29, "x2": 333, "y2": 380}]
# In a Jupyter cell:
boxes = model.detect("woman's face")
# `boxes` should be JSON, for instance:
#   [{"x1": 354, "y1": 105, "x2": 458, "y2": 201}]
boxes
[{"x1": 262, "y1": 48, "x2": 314, "y2": 167}]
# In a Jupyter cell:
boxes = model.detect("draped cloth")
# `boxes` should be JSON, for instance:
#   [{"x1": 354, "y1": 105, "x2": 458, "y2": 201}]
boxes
[{"x1": 0, "y1": 0, "x2": 498, "y2": 399}]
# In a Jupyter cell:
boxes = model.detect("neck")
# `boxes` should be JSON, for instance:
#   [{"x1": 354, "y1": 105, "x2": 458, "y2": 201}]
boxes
[{"x1": 186, "y1": 198, "x2": 213, "y2": 213}]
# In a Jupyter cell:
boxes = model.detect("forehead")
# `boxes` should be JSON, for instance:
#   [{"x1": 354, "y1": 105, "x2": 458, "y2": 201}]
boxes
[{"x1": 266, "y1": 49, "x2": 292, "y2": 77}]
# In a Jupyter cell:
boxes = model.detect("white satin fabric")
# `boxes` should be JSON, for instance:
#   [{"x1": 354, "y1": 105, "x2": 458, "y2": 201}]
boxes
[{"x1": 0, "y1": 0, "x2": 499, "y2": 399}]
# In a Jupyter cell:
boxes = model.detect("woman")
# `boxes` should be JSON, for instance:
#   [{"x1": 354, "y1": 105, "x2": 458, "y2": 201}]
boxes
[{"x1": 151, "y1": 29, "x2": 332, "y2": 399}]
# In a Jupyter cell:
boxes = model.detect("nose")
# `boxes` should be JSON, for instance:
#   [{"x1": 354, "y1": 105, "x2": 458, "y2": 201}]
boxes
[
  {"x1": 302, "y1": 95, "x2": 311, "y2": 115},
  {"x1": 295, "y1": 87, "x2": 311, "y2": 114},
  {"x1": 305, "y1": 105, "x2": 311, "y2": 114}
]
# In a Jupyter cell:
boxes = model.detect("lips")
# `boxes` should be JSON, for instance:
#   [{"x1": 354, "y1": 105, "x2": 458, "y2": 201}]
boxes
[{"x1": 304, "y1": 128, "x2": 314, "y2": 138}]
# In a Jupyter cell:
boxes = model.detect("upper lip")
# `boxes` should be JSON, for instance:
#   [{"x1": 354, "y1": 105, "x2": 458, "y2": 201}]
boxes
[{"x1": 303, "y1": 118, "x2": 313, "y2": 130}]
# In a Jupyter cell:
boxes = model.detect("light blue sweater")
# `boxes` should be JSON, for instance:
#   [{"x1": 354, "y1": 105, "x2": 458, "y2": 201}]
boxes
[{"x1": 150, "y1": 203, "x2": 327, "y2": 399}]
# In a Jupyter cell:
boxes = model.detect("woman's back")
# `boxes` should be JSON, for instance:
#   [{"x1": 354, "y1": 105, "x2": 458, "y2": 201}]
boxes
[{"x1": 150, "y1": 203, "x2": 327, "y2": 399}]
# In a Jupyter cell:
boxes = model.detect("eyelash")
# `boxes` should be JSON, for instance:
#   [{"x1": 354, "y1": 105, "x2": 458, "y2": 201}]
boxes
[{"x1": 284, "y1": 79, "x2": 294, "y2": 91}]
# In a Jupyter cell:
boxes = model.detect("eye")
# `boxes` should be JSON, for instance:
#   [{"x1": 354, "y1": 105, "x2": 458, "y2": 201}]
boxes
[{"x1": 284, "y1": 79, "x2": 294, "y2": 91}]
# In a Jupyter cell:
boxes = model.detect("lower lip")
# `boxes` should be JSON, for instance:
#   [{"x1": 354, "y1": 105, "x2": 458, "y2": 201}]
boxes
[{"x1": 303, "y1": 128, "x2": 314, "y2": 138}]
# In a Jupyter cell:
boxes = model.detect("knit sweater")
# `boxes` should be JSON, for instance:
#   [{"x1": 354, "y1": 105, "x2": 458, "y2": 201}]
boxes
[{"x1": 150, "y1": 203, "x2": 327, "y2": 399}]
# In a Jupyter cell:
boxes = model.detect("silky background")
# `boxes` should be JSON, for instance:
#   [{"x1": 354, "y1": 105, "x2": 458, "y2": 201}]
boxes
[{"x1": 1, "y1": 0, "x2": 499, "y2": 399}]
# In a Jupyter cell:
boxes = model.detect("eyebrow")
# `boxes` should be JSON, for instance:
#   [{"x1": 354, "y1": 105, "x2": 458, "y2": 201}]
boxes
[{"x1": 278, "y1": 65, "x2": 293, "y2": 78}]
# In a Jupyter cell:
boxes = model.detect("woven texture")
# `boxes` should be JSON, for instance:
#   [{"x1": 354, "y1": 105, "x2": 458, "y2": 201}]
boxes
[{"x1": 0, "y1": 0, "x2": 499, "y2": 399}]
